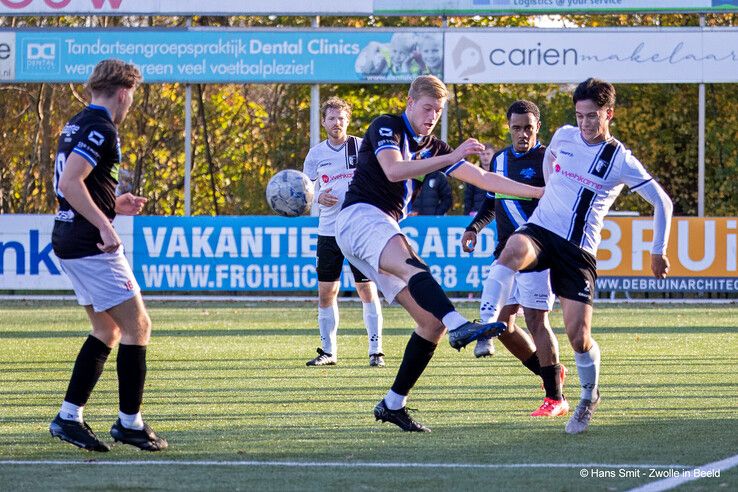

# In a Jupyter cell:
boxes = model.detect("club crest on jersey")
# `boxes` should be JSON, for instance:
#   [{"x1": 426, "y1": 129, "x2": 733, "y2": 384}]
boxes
[
  {"x1": 348, "y1": 155, "x2": 357, "y2": 166},
  {"x1": 379, "y1": 127, "x2": 393, "y2": 137},
  {"x1": 520, "y1": 168, "x2": 536, "y2": 180},
  {"x1": 594, "y1": 158, "x2": 609, "y2": 175}
]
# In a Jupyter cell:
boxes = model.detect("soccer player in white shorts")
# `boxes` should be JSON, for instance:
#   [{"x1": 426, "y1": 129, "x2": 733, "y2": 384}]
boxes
[
  {"x1": 49, "y1": 59, "x2": 167, "y2": 452},
  {"x1": 336, "y1": 75, "x2": 544, "y2": 432},
  {"x1": 480, "y1": 79, "x2": 673, "y2": 434}
]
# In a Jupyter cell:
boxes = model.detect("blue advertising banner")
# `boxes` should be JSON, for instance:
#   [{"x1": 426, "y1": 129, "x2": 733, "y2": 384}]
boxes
[
  {"x1": 132, "y1": 215, "x2": 497, "y2": 292},
  {"x1": 5, "y1": 29, "x2": 443, "y2": 83}
]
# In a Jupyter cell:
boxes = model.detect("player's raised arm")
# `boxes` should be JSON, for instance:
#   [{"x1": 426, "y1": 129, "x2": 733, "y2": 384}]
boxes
[
  {"x1": 377, "y1": 137, "x2": 484, "y2": 182},
  {"x1": 448, "y1": 161, "x2": 544, "y2": 200}
]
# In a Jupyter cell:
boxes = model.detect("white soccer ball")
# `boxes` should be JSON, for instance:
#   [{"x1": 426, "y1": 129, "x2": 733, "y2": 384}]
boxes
[{"x1": 265, "y1": 169, "x2": 314, "y2": 217}]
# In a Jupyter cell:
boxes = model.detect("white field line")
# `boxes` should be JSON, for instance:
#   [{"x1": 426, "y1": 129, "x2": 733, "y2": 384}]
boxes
[
  {"x1": 626, "y1": 453, "x2": 738, "y2": 492},
  {"x1": 0, "y1": 295, "x2": 735, "y2": 304},
  {"x1": 0, "y1": 460, "x2": 689, "y2": 469}
]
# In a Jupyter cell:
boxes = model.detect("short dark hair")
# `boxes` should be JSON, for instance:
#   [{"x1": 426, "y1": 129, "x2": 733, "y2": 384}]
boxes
[
  {"x1": 506, "y1": 100, "x2": 540, "y2": 121},
  {"x1": 573, "y1": 78, "x2": 616, "y2": 108}
]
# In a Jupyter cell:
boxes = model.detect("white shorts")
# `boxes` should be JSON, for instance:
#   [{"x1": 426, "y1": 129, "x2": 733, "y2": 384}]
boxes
[
  {"x1": 59, "y1": 248, "x2": 140, "y2": 312},
  {"x1": 506, "y1": 268, "x2": 555, "y2": 312},
  {"x1": 335, "y1": 203, "x2": 406, "y2": 303}
]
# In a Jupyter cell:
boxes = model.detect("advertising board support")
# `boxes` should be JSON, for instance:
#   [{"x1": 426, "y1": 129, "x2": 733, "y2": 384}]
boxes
[
  {"x1": 699, "y1": 81, "x2": 705, "y2": 217},
  {"x1": 310, "y1": 16, "x2": 321, "y2": 148},
  {"x1": 185, "y1": 82, "x2": 192, "y2": 216},
  {"x1": 184, "y1": 18, "x2": 193, "y2": 216}
]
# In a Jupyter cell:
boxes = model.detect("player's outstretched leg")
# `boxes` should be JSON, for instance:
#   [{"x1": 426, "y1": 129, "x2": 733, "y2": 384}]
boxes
[{"x1": 405, "y1": 269, "x2": 506, "y2": 350}]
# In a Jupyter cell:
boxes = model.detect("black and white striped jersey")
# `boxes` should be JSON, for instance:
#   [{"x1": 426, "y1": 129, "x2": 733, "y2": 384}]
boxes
[
  {"x1": 343, "y1": 113, "x2": 460, "y2": 222},
  {"x1": 531, "y1": 125, "x2": 652, "y2": 256},
  {"x1": 302, "y1": 136, "x2": 361, "y2": 236},
  {"x1": 51, "y1": 105, "x2": 121, "y2": 259}
]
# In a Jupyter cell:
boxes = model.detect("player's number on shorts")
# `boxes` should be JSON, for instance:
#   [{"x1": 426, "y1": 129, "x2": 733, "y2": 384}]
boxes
[{"x1": 53, "y1": 152, "x2": 66, "y2": 197}]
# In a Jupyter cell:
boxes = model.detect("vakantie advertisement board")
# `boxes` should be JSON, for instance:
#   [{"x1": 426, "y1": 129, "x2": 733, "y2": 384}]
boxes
[{"x1": 1, "y1": 215, "x2": 736, "y2": 294}]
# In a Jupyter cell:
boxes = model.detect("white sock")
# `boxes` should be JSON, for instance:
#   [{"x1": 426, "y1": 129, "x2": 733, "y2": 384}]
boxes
[
  {"x1": 480, "y1": 263, "x2": 517, "y2": 323},
  {"x1": 59, "y1": 401, "x2": 83, "y2": 423},
  {"x1": 119, "y1": 411, "x2": 144, "y2": 430},
  {"x1": 363, "y1": 299, "x2": 383, "y2": 355},
  {"x1": 384, "y1": 390, "x2": 407, "y2": 410},
  {"x1": 442, "y1": 311, "x2": 468, "y2": 331},
  {"x1": 318, "y1": 303, "x2": 339, "y2": 356},
  {"x1": 574, "y1": 339, "x2": 601, "y2": 401}
]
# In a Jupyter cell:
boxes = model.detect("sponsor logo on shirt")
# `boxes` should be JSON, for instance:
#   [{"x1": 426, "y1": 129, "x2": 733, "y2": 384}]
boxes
[
  {"x1": 555, "y1": 165, "x2": 603, "y2": 191},
  {"x1": 379, "y1": 127, "x2": 393, "y2": 137}
]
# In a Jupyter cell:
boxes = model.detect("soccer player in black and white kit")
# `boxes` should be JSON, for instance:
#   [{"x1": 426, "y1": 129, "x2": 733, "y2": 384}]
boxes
[
  {"x1": 462, "y1": 100, "x2": 569, "y2": 417},
  {"x1": 335, "y1": 75, "x2": 544, "y2": 432},
  {"x1": 49, "y1": 59, "x2": 167, "y2": 451},
  {"x1": 302, "y1": 97, "x2": 385, "y2": 367},
  {"x1": 481, "y1": 79, "x2": 673, "y2": 434}
]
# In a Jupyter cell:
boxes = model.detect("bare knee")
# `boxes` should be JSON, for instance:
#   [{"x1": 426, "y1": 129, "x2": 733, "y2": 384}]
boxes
[
  {"x1": 524, "y1": 311, "x2": 549, "y2": 334},
  {"x1": 497, "y1": 235, "x2": 536, "y2": 271},
  {"x1": 92, "y1": 326, "x2": 121, "y2": 347},
  {"x1": 318, "y1": 282, "x2": 339, "y2": 307},
  {"x1": 568, "y1": 331, "x2": 591, "y2": 353},
  {"x1": 355, "y1": 282, "x2": 376, "y2": 303}
]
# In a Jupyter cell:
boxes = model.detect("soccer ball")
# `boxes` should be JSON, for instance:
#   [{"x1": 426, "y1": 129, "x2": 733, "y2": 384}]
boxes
[{"x1": 265, "y1": 169, "x2": 314, "y2": 217}]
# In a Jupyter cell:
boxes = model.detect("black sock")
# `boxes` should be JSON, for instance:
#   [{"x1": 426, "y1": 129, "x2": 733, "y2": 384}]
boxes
[
  {"x1": 390, "y1": 332, "x2": 438, "y2": 397},
  {"x1": 523, "y1": 352, "x2": 542, "y2": 376},
  {"x1": 64, "y1": 335, "x2": 111, "y2": 406},
  {"x1": 541, "y1": 364, "x2": 563, "y2": 400},
  {"x1": 117, "y1": 344, "x2": 147, "y2": 415},
  {"x1": 407, "y1": 272, "x2": 454, "y2": 321}
]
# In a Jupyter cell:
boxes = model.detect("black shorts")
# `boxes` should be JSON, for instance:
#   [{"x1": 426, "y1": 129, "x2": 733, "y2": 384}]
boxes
[
  {"x1": 515, "y1": 223, "x2": 597, "y2": 305},
  {"x1": 316, "y1": 235, "x2": 370, "y2": 283}
]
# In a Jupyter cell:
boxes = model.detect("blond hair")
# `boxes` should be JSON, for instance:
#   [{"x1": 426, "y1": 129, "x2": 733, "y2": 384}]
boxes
[
  {"x1": 320, "y1": 96, "x2": 352, "y2": 120},
  {"x1": 408, "y1": 75, "x2": 448, "y2": 100},
  {"x1": 86, "y1": 59, "x2": 142, "y2": 98}
]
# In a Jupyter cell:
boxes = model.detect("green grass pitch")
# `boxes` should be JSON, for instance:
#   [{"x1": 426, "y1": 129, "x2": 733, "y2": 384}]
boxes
[{"x1": 0, "y1": 301, "x2": 736, "y2": 491}]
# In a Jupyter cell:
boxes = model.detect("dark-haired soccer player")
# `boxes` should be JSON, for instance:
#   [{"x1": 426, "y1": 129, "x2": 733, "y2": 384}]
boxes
[
  {"x1": 480, "y1": 78, "x2": 673, "y2": 434},
  {"x1": 463, "y1": 100, "x2": 568, "y2": 417},
  {"x1": 335, "y1": 75, "x2": 544, "y2": 432},
  {"x1": 49, "y1": 59, "x2": 167, "y2": 451}
]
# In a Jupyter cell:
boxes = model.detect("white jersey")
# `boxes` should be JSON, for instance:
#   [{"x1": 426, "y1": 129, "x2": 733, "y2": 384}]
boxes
[
  {"x1": 531, "y1": 125, "x2": 652, "y2": 256},
  {"x1": 302, "y1": 136, "x2": 361, "y2": 236}
]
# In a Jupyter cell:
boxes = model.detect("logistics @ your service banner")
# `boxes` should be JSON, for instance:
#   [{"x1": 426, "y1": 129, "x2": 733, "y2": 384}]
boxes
[
  {"x1": 374, "y1": 0, "x2": 738, "y2": 15},
  {"x1": 0, "y1": 29, "x2": 443, "y2": 83},
  {"x1": 1, "y1": 215, "x2": 736, "y2": 294}
]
